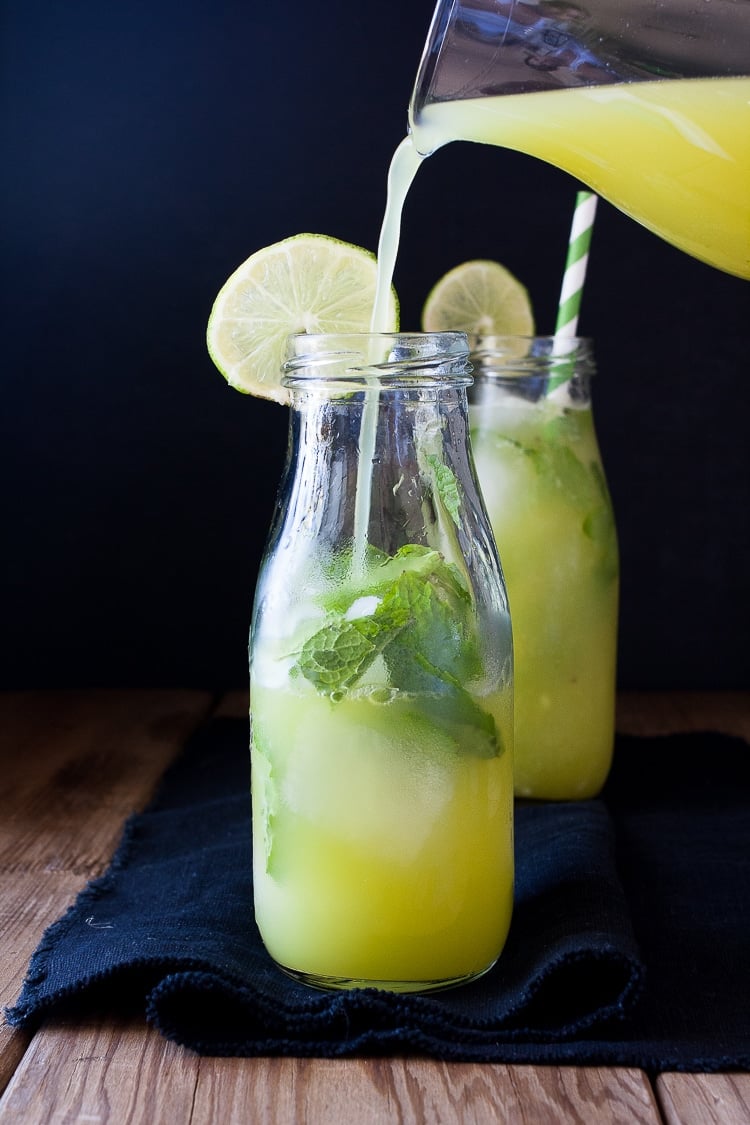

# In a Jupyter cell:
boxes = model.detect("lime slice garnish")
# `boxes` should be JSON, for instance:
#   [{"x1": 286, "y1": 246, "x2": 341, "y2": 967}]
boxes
[
  {"x1": 207, "y1": 233, "x2": 399, "y2": 403},
  {"x1": 421, "y1": 259, "x2": 535, "y2": 338}
]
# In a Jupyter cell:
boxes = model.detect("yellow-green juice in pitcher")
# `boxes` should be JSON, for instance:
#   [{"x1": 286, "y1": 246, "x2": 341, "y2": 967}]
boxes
[{"x1": 414, "y1": 78, "x2": 750, "y2": 279}]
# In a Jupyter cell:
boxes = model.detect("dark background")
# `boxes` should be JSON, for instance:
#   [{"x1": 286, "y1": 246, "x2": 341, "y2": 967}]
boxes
[{"x1": 2, "y1": 0, "x2": 748, "y2": 691}]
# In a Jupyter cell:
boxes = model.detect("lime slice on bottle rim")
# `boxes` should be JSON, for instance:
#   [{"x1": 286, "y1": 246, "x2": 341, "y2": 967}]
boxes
[
  {"x1": 421, "y1": 259, "x2": 535, "y2": 340},
  {"x1": 207, "y1": 233, "x2": 399, "y2": 404}
]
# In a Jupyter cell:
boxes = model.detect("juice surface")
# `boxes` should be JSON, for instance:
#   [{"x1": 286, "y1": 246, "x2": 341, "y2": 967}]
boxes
[
  {"x1": 414, "y1": 77, "x2": 750, "y2": 279},
  {"x1": 470, "y1": 391, "x2": 618, "y2": 800}
]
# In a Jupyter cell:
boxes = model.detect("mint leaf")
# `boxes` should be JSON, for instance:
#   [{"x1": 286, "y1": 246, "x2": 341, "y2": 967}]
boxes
[
  {"x1": 295, "y1": 548, "x2": 473, "y2": 694},
  {"x1": 296, "y1": 606, "x2": 408, "y2": 692},
  {"x1": 426, "y1": 454, "x2": 462, "y2": 526},
  {"x1": 379, "y1": 570, "x2": 475, "y2": 690},
  {"x1": 423, "y1": 688, "x2": 501, "y2": 759},
  {"x1": 297, "y1": 549, "x2": 450, "y2": 690},
  {"x1": 292, "y1": 545, "x2": 501, "y2": 758},
  {"x1": 540, "y1": 443, "x2": 599, "y2": 505},
  {"x1": 317, "y1": 544, "x2": 442, "y2": 614},
  {"x1": 583, "y1": 471, "x2": 619, "y2": 582}
]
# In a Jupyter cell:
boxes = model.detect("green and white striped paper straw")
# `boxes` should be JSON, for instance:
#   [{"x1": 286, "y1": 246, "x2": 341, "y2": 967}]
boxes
[
  {"x1": 550, "y1": 190, "x2": 598, "y2": 390},
  {"x1": 555, "y1": 189, "x2": 598, "y2": 338}
]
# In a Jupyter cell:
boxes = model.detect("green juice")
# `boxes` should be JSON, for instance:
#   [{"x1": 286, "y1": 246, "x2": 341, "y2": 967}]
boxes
[
  {"x1": 250, "y1": 543, "x2": 514, "y2": 989},
  {"x1": 470, "y1": 379, "x2": 618, "y2": 800}
]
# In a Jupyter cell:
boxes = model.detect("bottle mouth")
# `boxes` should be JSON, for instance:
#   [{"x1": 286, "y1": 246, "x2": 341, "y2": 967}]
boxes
[
  {"x1": 468, "y1": 335, "x2": 595, "y2": 377},
  {"x1": 282, "y1": 332, "x2": 473, "y2": 390}
]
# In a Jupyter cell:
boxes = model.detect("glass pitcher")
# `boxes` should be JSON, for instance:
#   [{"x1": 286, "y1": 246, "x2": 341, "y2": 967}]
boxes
[
  {"x1": 250, "y1": 332, "x2": 514, "y2": 992},
  {"x1": 409, "y1": 0, "x2": 750, "y2": 277}
]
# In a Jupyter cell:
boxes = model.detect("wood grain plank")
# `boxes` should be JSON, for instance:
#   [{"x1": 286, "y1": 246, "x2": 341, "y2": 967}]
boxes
[
  {"x1": 657, "y1": 1073, "x2": 750, "y2": 1125},
  {"x1": 188, "y1": 1058, "x2": 663, "y2": 1125},
  {"x1": 1, "y1": 873, "x2": 88, "y2": 1008},
  {"x1": 0, "y1": 691, "x2": 212, "y2": 1095},
  {"x1": 0, "y1": 1018, "x2": 200, "y2": 1124},
  {"x1": 0, "y1": 871, "x2": 84, "y2": 1092},
  {"x1": 501, "y1": 1066, "x2": 663, "y2": 1124},
  {"x1": 617, "y1": 691, "x2": 750, "y2": 740},
  {"x1": 0, "y1": 690, "x2": 214, "y2": 877},
  {"x1": 0, "y1": 1030, "x2": 28, "y2": 1109}
]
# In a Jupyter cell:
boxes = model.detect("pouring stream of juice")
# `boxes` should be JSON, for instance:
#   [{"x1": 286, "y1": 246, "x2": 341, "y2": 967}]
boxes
[{"x1": 352, "y1": 140, "x2": 425, "y2": 569}]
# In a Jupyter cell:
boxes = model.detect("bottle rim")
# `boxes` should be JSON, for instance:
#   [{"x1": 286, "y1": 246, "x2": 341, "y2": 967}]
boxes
[
  {"x1": 469, "y1": 335, "x2": 595, "y2": 378},
  {"x1": 282, "y1": 332, "x2": 473, "y2": 390}
]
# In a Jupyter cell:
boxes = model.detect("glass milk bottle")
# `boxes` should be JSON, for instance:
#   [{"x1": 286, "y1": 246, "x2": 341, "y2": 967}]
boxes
[
  {"x1": 250, "y1": 332, "x2": 514, "y2": 992},
  {"x1": 468, "y1": 336, "x2": 619, "y2": 800}
]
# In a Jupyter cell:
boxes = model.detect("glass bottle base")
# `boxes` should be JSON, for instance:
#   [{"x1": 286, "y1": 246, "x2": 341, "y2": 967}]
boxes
[{"x1": 278, "y1": 959, "x2": 498, "y2": 995}]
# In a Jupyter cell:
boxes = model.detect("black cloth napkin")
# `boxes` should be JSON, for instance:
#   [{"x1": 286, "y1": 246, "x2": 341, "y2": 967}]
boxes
[{"x1": 6, "y1": 720, "x2": 750, "y2": 1070}]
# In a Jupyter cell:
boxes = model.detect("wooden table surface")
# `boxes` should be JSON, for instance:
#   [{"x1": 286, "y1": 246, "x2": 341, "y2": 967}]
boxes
[{"x1": 0, "y1": 690, "x2": 748, "y2": 1124}]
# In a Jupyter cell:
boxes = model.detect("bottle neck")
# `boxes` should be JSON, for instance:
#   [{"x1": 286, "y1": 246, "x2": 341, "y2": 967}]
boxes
[
  {"x1": 468, "y1": 336, "x2": 595, "y2": 407},
  {"x1": 283, "y1": 332, "x2": 472, "y2": 401}
]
